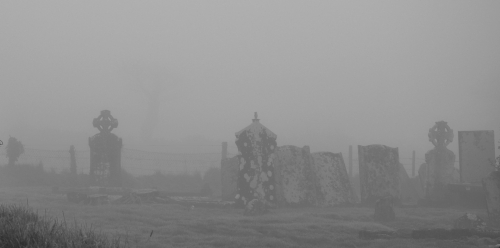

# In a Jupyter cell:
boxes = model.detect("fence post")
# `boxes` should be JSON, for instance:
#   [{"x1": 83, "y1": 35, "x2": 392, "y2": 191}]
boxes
[
  {"x1": 222, "y1": 142, "x2": 228, "y2": 161},
  {"x1": 412, "y1": 150, "x2": 416, "y2": 177},
  {"x1": 349, "y1": 145, "x2": 353, "y2": 178}
]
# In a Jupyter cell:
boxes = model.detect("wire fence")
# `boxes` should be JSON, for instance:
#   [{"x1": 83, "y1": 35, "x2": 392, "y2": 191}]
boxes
[
  {"x1": 0, "y1": 147, "x2": 239, "y2": 176},
  {"x1": 0, "y1": 143, "x2": 458, "y2": 177}
]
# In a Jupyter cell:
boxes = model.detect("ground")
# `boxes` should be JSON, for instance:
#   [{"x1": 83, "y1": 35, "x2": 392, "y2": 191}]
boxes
[{"x1": 0, "y1": 186, "x2": 494, "y2": 248}]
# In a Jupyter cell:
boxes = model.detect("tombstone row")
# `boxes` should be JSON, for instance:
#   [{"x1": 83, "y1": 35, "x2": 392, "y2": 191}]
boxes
[
  {"x1": 222, "y1": 113, "x2": 420, "y2": 207},
  {"x1": 221, "y1": 115, "x2": 499, "y2": 226}
]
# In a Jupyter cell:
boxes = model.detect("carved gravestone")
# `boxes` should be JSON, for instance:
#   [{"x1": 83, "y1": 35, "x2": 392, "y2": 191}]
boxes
[
  {"x1": 425, "y1": 121, "x2": 456, "y2": 203},
  {"x1": 483, "y1": 171, "x2": 500, "y2": 227},
  {"x1": 358, "y1": 144, "x2": 400, "y2": 204},
  {"x1": 88, "y1": 110, "x2": 122, "y2": 187},
  {"x1": 221, "y1": 156, "x2": 239, "y2": 201},
  {"x1": 311, "y1": 152, "x2": 356, "y2": 206},
  {"x1": 273, "y1": 145, "x2": 317, "y2": 207},
  {"x1": 458, "y1": 130, "x2": 495, "y2": 184},
  {"x1": 234, "y1": 113, "x2": 277, "y2": 208}
]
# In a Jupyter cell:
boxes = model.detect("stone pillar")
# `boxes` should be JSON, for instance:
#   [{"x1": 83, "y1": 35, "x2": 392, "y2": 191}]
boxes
[
  {"x1": 69, "y1": 145, "x2": 77, "y2": 175},
  {"x1": 69, "y1": 145, "x2": 77, "y2": 185},
  {"x1": 234, "y1": 113, "x2": 277, "y2": 208},
  {"x1": 221, "y1": 156, "x2": 239, "y2": 201},
  {"x1": 358, "y1": 144, "x2": 401, "y2": 204},
  {"x1": 273, "y1": 145, "x2": 317, "y2": 207},
  {"x1": 311, "y1": 152, "x2": 356, "y2": 206},
  {"x1": 425, "y1": 121, "x2": 456, "y2": 202},
  {"x1": 483, "y1": 171, "x2": 500, "y2": 227}
]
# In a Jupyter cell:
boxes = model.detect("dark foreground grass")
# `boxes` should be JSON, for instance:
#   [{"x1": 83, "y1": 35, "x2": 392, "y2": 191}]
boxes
[
  {"x1": 0, "y1": 203, "x2": 122, "y2": 248},
  {"x1": 0, "y1": 187, "x2": 496, "y2": 248}
]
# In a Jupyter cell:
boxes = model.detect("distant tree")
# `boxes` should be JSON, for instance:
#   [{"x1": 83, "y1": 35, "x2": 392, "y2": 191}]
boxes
[{"x1": 6, "y1": 136, "x2": 25, "y2": 166}]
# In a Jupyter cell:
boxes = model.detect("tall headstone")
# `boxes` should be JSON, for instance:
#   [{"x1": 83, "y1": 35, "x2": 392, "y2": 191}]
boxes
[
  {"x1": 425, "y1": 121, "x2": 456, "y2": 202},
  {"x1": 311, "y1": 152, "x2": 356, "y2": 206},
  {"x1": 458, "y1": 130, "x2": 495, "y2": 184},
  {"x1": 234, "y1": 113, "x2": 277, "y2": 208},
  {"x1": 273, "y1": 145, "x2": 317, "y2": 207},
  {"x1": 358, "y1": 144, "x2": 400, "y2": 204},
  {"x1": 88, "y1": 110, "x2": 122, "y2": 187}
]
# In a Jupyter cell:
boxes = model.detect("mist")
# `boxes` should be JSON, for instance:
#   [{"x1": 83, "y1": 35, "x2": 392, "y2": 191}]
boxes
[{"x1": 1, "y1": 1, "x2": 499, "y2": 167}]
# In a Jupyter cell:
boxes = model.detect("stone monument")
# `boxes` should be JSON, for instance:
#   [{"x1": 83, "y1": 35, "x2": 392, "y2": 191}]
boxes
[
  {"x1": 425, "y1": 121, "x2": 456, "y2": 203},
  {"x1": 234, "y1": 112, "x2": 277, "y2": 208},
  {"x1": 88, "y1": 110, "x2": 122, "y2": 187}
]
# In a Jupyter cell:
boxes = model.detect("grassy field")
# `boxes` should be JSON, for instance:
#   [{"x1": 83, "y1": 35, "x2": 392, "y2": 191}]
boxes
[{"x1": 0, "y1": 186, "x2": 495, "y2": 248}]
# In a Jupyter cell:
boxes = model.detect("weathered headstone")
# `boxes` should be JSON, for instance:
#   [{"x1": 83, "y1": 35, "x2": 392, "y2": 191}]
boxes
[
  {"x1": 358, "y1": 144, "x2": 400, "y2": 204},
  {"x1": 234, "y1": 113, "x2": 277, "y2": 208},
  {"x1": 458, "y1": 130, "x2": 495, "y2": 184},
  {"x1": 311, "y1": 152, "x2": 356, "y2": 206},
  {"x1": 273, "y1": 145, "x2": 317, "y2": 207},
  {"x1": 425, "y1": 121, "x2": 457, "y2": 202},
  {"x1": 483, "y1": 171, "x2": 500, "y2": 227},
  {"x1": 89, "y1": 110, "x2": 122, "y2": 187},
  {"x1": 221, "y1": 156, "x2": 239, "y2": 201}
]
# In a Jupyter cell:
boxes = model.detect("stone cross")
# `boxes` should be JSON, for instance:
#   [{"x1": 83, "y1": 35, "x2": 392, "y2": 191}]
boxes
[
  {"x1": 428, "y1": 121, "x2": 453, "y2": 148},
  {"x1": 93, "y1": 110, "x2": 118, "y2": 133}
]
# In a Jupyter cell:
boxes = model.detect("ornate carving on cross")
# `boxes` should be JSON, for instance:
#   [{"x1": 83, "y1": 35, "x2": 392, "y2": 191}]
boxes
[
  {"x1": 93, "y1": 110, "x2": 118, "y2": 133},
  {"x1": 428, "y1": 121, "x2": 453, "y2": 148}
]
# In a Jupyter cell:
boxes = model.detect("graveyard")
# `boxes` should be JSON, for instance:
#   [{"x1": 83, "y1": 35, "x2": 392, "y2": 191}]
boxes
[{"x1": 0, "y1": 111, "x2": 499, "y2": 247}]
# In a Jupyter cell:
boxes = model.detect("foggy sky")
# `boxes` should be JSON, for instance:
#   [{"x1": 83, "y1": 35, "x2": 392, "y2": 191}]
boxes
[{"x1": 1, "y1": 1, "x2": 499, "y2": 161}]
